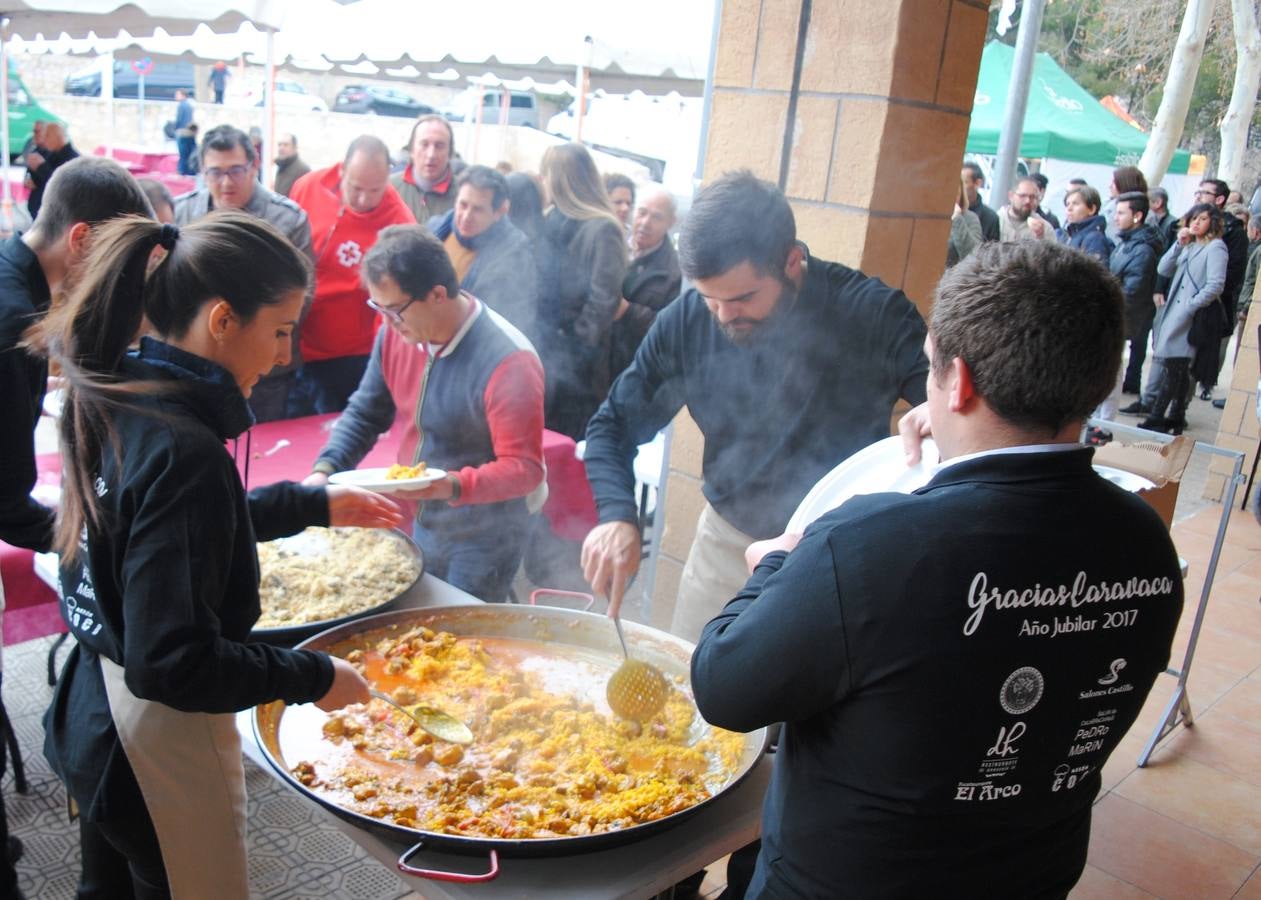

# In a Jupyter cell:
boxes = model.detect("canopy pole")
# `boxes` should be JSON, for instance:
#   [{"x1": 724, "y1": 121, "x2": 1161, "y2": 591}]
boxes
[
  {"x1": 695, "y1": 0, "x2": 723, "y2": 183},
  {"x1": 103, "y1": 47, "x2": 115, "y2": 158},
  {"x1": 472, "y1": 75, "x2": 485, "y2": 164},
  {"x1": 992, "y1": 0, "x2": 1046, "y2": 203},
  {"x1": 498, "y1": 85, "x2": 509, "y2": 163},
  {"x1": 137, "y1": 72, "x2": 145, "y2": 145},
  {"x1": 575, "y1": 35, "x2": 592, "y2": 145},
  {"x1": 264, "y1": 31, "x2": 276, "y2": 190},
  {"x1": 1, "y1": 17, "x2": 13, "y2": 236}
]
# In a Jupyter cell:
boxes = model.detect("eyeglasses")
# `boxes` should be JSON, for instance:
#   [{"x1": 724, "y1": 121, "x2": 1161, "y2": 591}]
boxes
[
  {"x1": 1194, "y1": 189, "x2": 1216, "y2": 198},
  {"x1": 366, "y1": 295, "x2": 420, "y2": 325},
  {"x1": 204, "y1": 164, "x2": 252, "y2": 182}
]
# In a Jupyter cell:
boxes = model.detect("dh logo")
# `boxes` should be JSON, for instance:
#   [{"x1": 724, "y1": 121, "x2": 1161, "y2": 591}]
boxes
[
  {"x1": 1098, "y1": 658, "x2": 1127, "y2": 686},
  {"x1": 986, "y1": 721, "x2": 1026, "y2": 758}
]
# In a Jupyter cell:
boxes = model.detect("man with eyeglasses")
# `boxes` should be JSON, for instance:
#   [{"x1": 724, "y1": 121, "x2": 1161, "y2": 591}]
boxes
[
  {"x1": 174, "y1": 124, "x2": 313, "y2": 421},
  {"x1": 304, "y1": 225, "x2": 545, "y2": 604},
  {"x1": 997, "y1": 176, "x2": 1056, "y2": 244}
]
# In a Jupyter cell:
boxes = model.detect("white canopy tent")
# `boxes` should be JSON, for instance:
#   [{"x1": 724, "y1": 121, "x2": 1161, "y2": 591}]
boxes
[
  {"x1": 309, "y1": 0, "x2": 712, "y2": 95},
  {"x1": 1, "y1": 1, "x2": 291, "y2": 223},
  {"x1": 10, "y1": 0, "x2": 714, "y2": 93},
  {"x1": 0, "y1": 1, "x2": 286, "y2": 37},
  {"x1": 2, "y1": 0, "x2": 719, "y2": 209}
]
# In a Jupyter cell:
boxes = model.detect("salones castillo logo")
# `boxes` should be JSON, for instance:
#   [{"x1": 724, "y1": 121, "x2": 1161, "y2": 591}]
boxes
[{"x1": 1098, "y1": 658, "x2": 1127, "y2": 686}]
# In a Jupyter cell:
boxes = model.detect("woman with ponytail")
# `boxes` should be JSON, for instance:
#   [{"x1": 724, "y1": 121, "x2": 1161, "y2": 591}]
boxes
[{"x1": 28, "y1": 210, "x2": 405, "y2": 897}]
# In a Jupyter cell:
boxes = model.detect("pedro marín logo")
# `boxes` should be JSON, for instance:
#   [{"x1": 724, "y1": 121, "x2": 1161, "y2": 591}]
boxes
[{"x1": 1000, "y1": 666, "x2": 1045, "y2": 715}]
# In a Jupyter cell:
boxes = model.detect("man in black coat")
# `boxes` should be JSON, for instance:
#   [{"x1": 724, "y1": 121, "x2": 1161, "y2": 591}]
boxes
[
  {"x1": 692, "y1": 241, "x2": 1183, "y2": 899},
  {"x1": 428, "y1": 164, "x2": 538, "y2": 339},
  {"x1": 609, "y1": 184, "x2": 682, "y2": 381},
  {"x1": 962, "y1": 161, "x2": 1000, "y2": 242},
  {"x1": 0, "y1": 156, "x2": 153, "y2": 900},
  {"x1": 1110, "y1": 192, "x2": 1164, "y2": 395},
  {"x1": 25, "y1": 122, "x2": 80, "y2": 219}
]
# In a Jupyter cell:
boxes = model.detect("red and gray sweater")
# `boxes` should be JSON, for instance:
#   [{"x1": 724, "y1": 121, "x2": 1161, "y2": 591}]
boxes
[{"x1": 313, "y1": 298, "x2": 545, "y2": 521}]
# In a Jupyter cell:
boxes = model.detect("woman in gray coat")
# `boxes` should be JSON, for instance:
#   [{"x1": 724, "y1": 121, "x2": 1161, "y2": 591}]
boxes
[{"x1": 1138, "y1": 203, "x2": 1228, "y2": 433}]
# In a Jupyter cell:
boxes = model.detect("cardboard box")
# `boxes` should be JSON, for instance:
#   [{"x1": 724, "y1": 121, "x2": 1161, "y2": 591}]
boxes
[{"x1": 1092, "y1": 434, "x2": 1195, "y2": 529}]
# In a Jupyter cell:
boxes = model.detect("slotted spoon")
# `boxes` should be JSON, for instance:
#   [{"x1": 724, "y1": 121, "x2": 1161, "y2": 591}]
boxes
[
  {"x1": 605, "y1": 617, "x2": 669, "y2": 721},
  {"x1": 369, "y1": 689, "x2": 473, "y2": 744}
]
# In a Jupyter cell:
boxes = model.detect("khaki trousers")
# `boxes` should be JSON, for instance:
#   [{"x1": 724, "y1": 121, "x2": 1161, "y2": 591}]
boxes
[{"x1": 670, "y1": 503, "x2": 756, "y2": 644}]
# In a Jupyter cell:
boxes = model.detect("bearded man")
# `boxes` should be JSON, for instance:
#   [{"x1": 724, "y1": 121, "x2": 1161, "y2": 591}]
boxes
[
  {"x1": 581, "y1": 170, "x2": 929, "y2": 641},
  {"x1": 998, "y1": 175, "x2": 1056, "y2": 243}
]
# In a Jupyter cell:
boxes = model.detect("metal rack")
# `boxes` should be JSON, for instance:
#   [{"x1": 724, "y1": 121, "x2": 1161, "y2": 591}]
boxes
[{"x1": 1089, "y1": 419, "x2": 1247, "y2": 767}]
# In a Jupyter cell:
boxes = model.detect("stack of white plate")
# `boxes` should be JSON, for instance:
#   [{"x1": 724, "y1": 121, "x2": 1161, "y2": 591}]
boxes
[{"x1": 787, "y1": 437, "x2": 1155, "y2": 532}]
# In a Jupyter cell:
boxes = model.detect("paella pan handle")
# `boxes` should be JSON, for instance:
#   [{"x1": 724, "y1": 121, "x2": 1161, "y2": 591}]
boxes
[
  {"x1": 529, "y1": 588, "x2": 595, "y2": 611},
  {"x1": 397, "y1": 842, "x2": 500, "y2": 882}
]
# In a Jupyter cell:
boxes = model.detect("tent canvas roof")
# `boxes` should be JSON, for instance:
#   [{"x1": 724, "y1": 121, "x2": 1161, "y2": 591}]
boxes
[
  {"x1": 967, "y1": 41, "x2": 1191, "y2": 174},
  {"x1": 7, "y1": 0, "x2": 712, "y2": 93},
  {"x1": 0, "y1": 1, "x2": 288, "y2": 38}
]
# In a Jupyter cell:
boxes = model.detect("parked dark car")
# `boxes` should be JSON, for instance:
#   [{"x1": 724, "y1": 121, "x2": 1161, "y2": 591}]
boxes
[
  {"x1": 64, "y1": 60, "x2": 196, "y2": 100},
  {"x1": 333, "y1": 84, "x2": 434, "y2": 118},
  {"x1": 442, "y1": 88, "x2": 538, "y2": 128}
]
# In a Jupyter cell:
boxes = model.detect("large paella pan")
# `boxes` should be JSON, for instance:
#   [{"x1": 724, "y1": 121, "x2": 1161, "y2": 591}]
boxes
[{"x1": 253, "y1": 604, "x2": 768, "y2": 881}]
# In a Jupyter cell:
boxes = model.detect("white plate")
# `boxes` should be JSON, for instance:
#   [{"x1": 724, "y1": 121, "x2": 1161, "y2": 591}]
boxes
[
  {"x1": 787, "y1": 438, "x2": 1158, "y2": 532},
  {"x1": 1092, "y1": 465, "x2": 1156, "y2": 494},
  {"x1": 787, "y1": 437, "x2": 939, "y2": 533},
  {"x1": 327, "y1": 466, "x2": 447, "y2": 493}
]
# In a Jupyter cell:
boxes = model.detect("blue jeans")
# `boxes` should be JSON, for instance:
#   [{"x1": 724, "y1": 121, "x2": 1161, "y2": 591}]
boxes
[
  {"x1": 175, "y1": 136, "x2": 197, "y2": 176},
  {"x1": 413, "y1": 507, "x2": 532, "y2": 603}
]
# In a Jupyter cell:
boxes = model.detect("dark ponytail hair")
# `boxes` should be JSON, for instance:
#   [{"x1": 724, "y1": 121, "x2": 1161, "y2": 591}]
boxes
[{"x1": 25, "y1": 209, "x2": 311, "y2": 559}]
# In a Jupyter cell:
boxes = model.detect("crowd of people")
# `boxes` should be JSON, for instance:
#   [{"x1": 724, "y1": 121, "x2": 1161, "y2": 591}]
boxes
[
  {"x1": 0, "y1": 96, "x2": 1253, "y2": 897},
  {"x1": 953, "y1": 162, "x2": 1259, "y2": 434}
]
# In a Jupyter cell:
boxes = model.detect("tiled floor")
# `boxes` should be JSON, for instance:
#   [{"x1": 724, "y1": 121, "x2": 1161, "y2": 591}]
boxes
[{"x1": 1073, "y1": 503, "x2": 1261, "y2": 899}]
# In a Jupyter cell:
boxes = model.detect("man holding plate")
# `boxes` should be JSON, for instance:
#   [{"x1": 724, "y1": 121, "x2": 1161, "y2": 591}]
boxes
[
  {"x1": 304, "y1": 225, "x2": 545, "y2": 603},
  {"x1": 692, "y1": 241, "x2": 1183, "y2": 898}
]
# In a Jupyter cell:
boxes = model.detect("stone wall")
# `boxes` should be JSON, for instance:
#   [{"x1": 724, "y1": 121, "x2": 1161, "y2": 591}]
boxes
[
  {"x1": 1206, "y1": 287, "x2": 1261, "y2": 502},
  {"x1": 39, "y1": 95, "x2": 645, "y2": 183},
  {"x1": 648, "y1": 0, "x2": 989, "y2": 631}
]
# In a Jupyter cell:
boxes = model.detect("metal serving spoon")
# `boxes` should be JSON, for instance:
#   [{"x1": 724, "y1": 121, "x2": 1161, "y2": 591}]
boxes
[
  {"x1": 605, "y1": 617, "x2": 669, "y2": 721},
  {"x1": 369, "y1": 689, "x2": 473, "y2": 745}
]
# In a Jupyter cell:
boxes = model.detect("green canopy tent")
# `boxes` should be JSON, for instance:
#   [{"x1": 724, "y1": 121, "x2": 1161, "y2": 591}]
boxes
[{"x1": 967, "y1": 40, "x2": 1191, "y2": 174}]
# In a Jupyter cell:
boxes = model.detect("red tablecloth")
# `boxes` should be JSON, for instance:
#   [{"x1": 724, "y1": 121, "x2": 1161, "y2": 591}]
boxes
[
  {"x1": 4, "y1": 169, "x2": 31, "y2": 204},
  {"x1": 2, "y1": 454, "x2": 64, "y2": 645},
  {"x1": 2, "y1": 415, "x2": 597, "y2": 645},
  {"x1": 238, "y1": 415, "x2": 597, "y2": 538},
  {"x1": 1, "y1": 544, "x2": 64, "y2": 645},
  {"x1": 541, "y1": 429, "x2": 599, "y2": 540},
  {"x1": 153, "y1": 172, "x2": 196, "y2": 196},
  {"x1": 96, "y1": 146, "x2": 179, "y2": 173}
]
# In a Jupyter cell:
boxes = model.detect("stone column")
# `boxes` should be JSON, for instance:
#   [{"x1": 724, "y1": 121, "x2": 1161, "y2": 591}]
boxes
[
  {"x1": 1204, "y1": 291, "x2": 1260, "y2": 502},
  {"x1": 648, "y1": 0, "x2": 989, "y2": 630}
]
